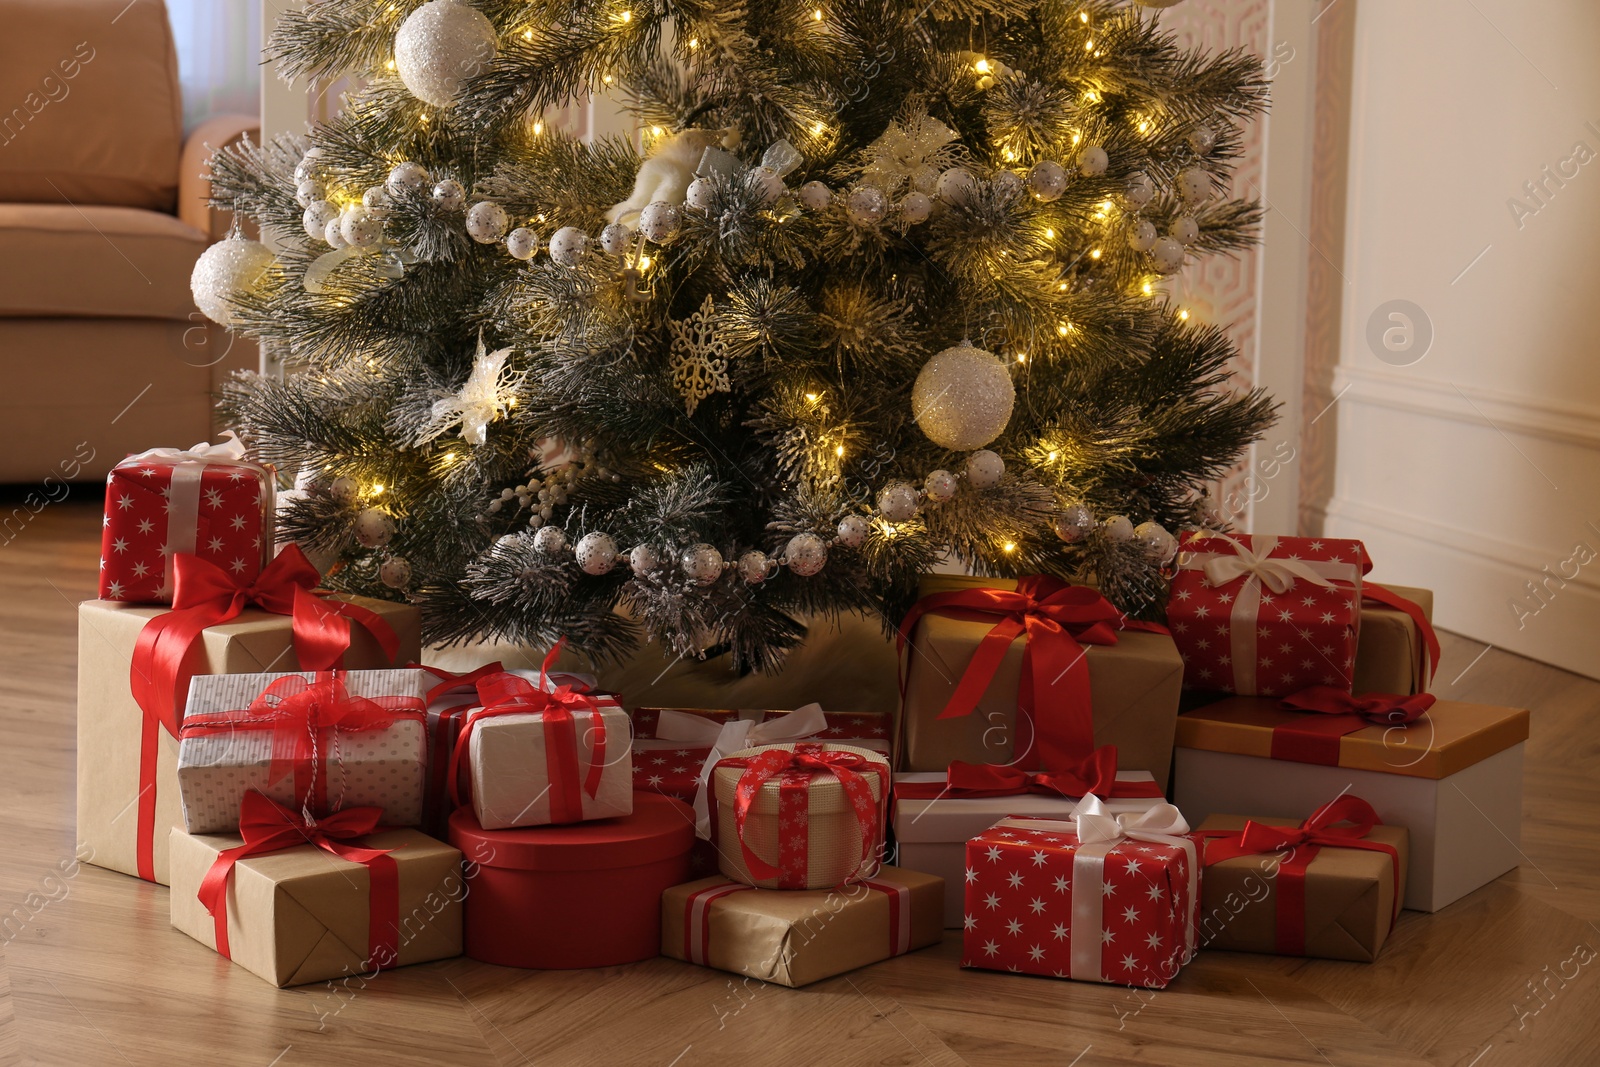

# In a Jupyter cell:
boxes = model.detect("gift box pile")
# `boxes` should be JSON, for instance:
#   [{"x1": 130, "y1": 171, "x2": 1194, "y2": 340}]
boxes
[{"x1": 75, "y1": 440, "x2": 1531, "y2": 994}]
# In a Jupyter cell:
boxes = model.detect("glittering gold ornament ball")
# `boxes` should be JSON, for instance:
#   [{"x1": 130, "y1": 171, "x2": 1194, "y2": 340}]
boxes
[
  {"x1": 190, "y1": 236, "x2": 276, "y2": 326},
  {"x1": 911, "y1": 341, "x2": 1016, "y2": 451}
]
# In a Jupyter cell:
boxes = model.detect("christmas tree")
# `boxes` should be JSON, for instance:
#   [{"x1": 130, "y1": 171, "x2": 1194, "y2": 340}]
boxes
[{"x1": 196, "y1": 0, "x2": 1274, "y2": 670}]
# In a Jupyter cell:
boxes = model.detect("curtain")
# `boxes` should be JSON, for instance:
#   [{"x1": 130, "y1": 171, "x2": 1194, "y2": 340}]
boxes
[{"x1": 166, "y1": 0, "x2": 262, "y2": 129}]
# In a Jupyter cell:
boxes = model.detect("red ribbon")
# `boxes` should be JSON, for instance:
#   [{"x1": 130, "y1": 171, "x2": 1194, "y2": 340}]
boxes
[
  {"x1": 893, "y1": 746, "x2": 1165, "y2": 801},
  {"x1": 197, "y1": 790, "x2": 399, "y2": 967},
  {"x1": 898, "y1": 576, "x2": 1164, "y2": 769},
  {"x1": 1201, "y1": 795, "x2": 1401, "y2": 956},
  {"x1": 1363, "y1": 583, "x2": 1441, "y2": 687},
  {"x1": 446, "y1": 643, "x2": 608, "y2": 824},
  {"x1": 414, "y1": 663, "x2": 504, "y2": 833},
  {"x1": 126, "y1": 546, "x2": 401, "y2": 881},
  {"x1": 1269, "y1": 687, "x2": 1437, "y2": 765},
  {"x1": 716, "y1": 744, "x2": 886, "y2": 889}
]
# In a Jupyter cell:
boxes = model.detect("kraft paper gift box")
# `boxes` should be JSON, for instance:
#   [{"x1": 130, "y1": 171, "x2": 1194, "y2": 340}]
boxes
[
  {"x1": 1355, "y1": 584, "x2": 1437, "y2": 695},
  {"x1": 177, "y1": 669, "x2": 429, "y2": 833},
  {"x1": 169, "y1": 821, "x2": 463, "y2": 988},
  {"x1": 711, "y1": 743, "x2": 891, "y2": 889},
  {"x1": 1174, "y1": 696, "x2": 1528, "y2": 912},
  {"x1": 961, "y1": 806, "x2": 1201, "y2": 989},
  {"x1": 900, "y1": 574, "x2": 1184, "y2": 790},
  {"x1": 458, "y1": 671, "x2": 633, "y2": 830},
  {"x1": 892, "y1": 766, "x2": 1167, "y2": 928},
  {"x1": 1197, "y1": 800, "x2": 1408, "y2": 962},
  {"x1": 76, "y1": 595, "x2": 420, "y2": 885},
  {"x1": 662, "y1": 866, "x2": 943, "y2": 988},
  {"x1": 99, "y1": 437, "x2": 274, "y2": 603}
]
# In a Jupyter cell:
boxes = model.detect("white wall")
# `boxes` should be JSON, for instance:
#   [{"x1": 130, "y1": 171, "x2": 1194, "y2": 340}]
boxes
[{"x1": 1329, "y1": 0, "x2": 1600, "y2": 678}]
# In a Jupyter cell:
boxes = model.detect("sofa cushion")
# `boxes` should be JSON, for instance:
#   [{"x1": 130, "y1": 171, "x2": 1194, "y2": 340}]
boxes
[
  {"x1": 0, "y1": 204, "x2": 207, "y2": 320},
  {"x1": 0, "y1": 0, "x2": 184, "y2": 212}
]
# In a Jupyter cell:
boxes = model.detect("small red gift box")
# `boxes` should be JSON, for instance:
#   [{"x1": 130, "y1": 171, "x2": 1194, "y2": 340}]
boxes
[
  {"x1": 447, "y1": 794, "x2": 695, "y2": 968},
  {"x1": 961, "y1": 801, "x2": 1201, "y2": 988},
  {"x1": 1169, "y1": 532, "x2": 1367, "y2": 696},
  {"x1": 100, "y1": 436, "x2": 274, "y2": 603}
]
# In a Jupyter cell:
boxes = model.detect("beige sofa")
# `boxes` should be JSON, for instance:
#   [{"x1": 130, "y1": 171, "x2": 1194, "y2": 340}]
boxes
[{"x1": 0, "y1": 0, "x2": 259, "y2": 484}]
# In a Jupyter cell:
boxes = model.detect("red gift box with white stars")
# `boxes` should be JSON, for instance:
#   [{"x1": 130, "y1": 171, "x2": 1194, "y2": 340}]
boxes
[
  {"x1": 961, "y1": 813, "x2": 1202, "y2": 988},
  {"x1": 1168, "y1": 532, "x2": 1368, "y2": 697},
  {"x1": 99, "y1": 446, "x2": 274, "y2": 603}
]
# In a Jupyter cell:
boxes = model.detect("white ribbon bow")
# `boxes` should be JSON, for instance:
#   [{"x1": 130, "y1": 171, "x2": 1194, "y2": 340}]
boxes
[
  {"x1": 1198, "y1": 533, "x2": 1336, "y2": 595},
  {"x1": 122, "y1": 430, "x2": 250, "y2": 467},
  {"x1": 994, "y1": 797, "x2": 1198, "y2": 983},
  {"x1": 654, "y1": 703, "x2": 830, "y2": 837}
]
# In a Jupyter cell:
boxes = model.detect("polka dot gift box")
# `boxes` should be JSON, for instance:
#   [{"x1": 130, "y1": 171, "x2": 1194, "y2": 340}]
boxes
[
  {"x1": 99, "y1": 434, "x2": 274, "y2": 604},
  {"x1": 961, "y1": 801, "x2": 1201, "y2": 989},
  {"x1": 1169, "y1": 532, "x2": 1368, "y2": 697}
]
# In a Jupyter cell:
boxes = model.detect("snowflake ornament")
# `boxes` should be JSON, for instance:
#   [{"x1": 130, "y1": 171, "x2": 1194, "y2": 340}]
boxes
[
  {"x1": 417, "y1": 333, "x2": 523, "y2": 446},
  {"x1": 669, "y1": 295, "x2": 731, "y2": 415}
]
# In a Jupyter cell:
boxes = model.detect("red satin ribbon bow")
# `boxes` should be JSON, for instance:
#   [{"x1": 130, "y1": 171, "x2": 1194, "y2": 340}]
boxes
[
  {"x1": 197, "y1": 790, "x2": 399, "y2": 967},
  {"x1": 126, "y1": 545, "x2": 399, "y2": 882},
  {"x1": 417, "y1": 661, "x2": 506, "y2": 704},
  {"x1": 898, "y1": 576, "x2": 1162, "y2": 769},
  {"x1": 446, "y1": 643, "x2": 608, "y2": 824},
  {"x1": 720, "y1": 744, "x2": 886, "y2": 888},
  {"x1": 941, "y1": 747, "x2": 1164, "y2": 800},
  {"x1": 1269, "y1": 686, "x2": 1436, "y2": 765},
  {"x1": 247, "y1": 673, "x2": 416, "y2": 814},
  {"x1": 1202, "y1": 795, "x2": 1401, "y2": 956}
]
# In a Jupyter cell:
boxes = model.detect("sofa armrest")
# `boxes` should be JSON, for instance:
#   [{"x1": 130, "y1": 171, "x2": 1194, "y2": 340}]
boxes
[{"x1": 179, "y1": 114, "x2": 262, "y2": 241}]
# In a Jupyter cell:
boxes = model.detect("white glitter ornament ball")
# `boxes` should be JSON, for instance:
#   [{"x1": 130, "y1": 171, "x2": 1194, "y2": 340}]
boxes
[
  {"x1": 965, "y1": 449, "x2": 1005, "y2": 488},
  {"x1": 394, "y1": 0, "x2": 498, "y2": 108},
  {"x1": 506, "y1": 227, "x2": 540, "y2": 260},
  {"x1": 911, "y1": 341, "x2": 1016, "y2": 451},
  {"x1": 533, "y1": 526, "x2": 567, "y2": 554},
  {"x1": 992, "y1": 170, "x2": 1023, "y2": 197},
  {"x1": 835, "y1": 514, "x2": 869, "y2": 548},
  {"x1": 681, "y1": 543, "x2": 724, "y2": 585},
  {"x1": 1150, "y1": 236, "x2": 1185, "y2": 273},
  {"x1": 784, "y1": 533, "x2": 828, "y2": 577},
  {"x1": 1027, "y1": 160, "x2": 1068, "y2": 202},
  {"x1": 386, "y1": 162, "x2": 431, "y2": 197},
  {"x1": 1134, "y1": 520, "x2": 1177, "y2": 563},
  {"x1": 600, "y1": 222, "x2": 634, "y2": 256},
  {"x1": 876, "y1": 482, "x2": 920, "y2": 523},
  {"x1": 799, "y1": 181, "x2": 832, "y2": 210},
  {"x1": 924, "y1": 468, "x2": 958, "y2": 502},
  {"x1": 935, "y1": 167, "x2": 978, "y2": 205},
  {"x1": 638, "y1": 200, "x2": 682, "y2": 243},
  {"x1": 1103, "y1": 515, "x2": 1135, "y2": 542},
  {"x1": 737, "y1": 550, "x2": 771, "y2": 584},
  {"x1": 1124, "y1": 171, "x2": 1155, "y2": 209},
  {"x1": 293, "y1": 152, "x2": 321, "y2": 185},
  {"x1": 1129, "y1": 220, "x2": 1159, "y2": 253},
  {"x1": 575, "y1": 531, "x2": 618, "y2": 575},
  {"x1": 340, "y1": 206, "x2": 383, "y2": 248},
  {"x1": 379, "y1": 556, "x2": 413, "y2": 589},
  {"x1": 354, "y1": 508, "x2": 395, "y2": 548},
  {"x1": 1178, "y1": 166, "x2": 1213, "y2": 202},
  {"x1": 296, "y1": 180, "x2": 324, "y2": 208},
  {"x1": 548, "y1": 226, "x2": 588, "y2": 266},
  {"x1": 1076, "y1": 144, "x2": 1109, "y2": 177},
  {"x1": 751, "y1": 166, "x2": 786, "y2": 204},
  {"x1": 899, "y1": 191, "x2": 933, "y2": 224},
  {"x1": 1186, "y1": 124, "x2": 1217, "y2": 155},
  {"x1": 685, "y1": 177, "x2": 715, "y2": 210},
  {"x1": 629, "y1": 543, "x2": 660, "y2": 577},
  {"x1": 330, "y1": 476, "x2": 359, "y2": 504},
  {"x1": 1053, "y1": 503, "x2": 1095, "y2": 542},
  {"x1": 324, "y1": 218, "x2": 348, "y2": 250},
  {"x1": 190, "y1": 236, "x2": 276, "y2": 326},
  {"x1": 466, "y1": 201, "x2": 509, "y2": 244},
  {"x1": 846, "y1": 186, "x2": 887, "y2": 226},
  {"x1": 431, "y1": 178, "x2": 466, "y2": 210},
  {"x1": 1169, "y1": 216, "x2": 1200, "y2": 246},
  {"x1": 303, "y1": 199, "x2": 340, "y2": 241}
]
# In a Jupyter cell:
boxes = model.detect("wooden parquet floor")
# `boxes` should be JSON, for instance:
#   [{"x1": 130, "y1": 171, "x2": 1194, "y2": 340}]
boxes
[{"x1": 2, "y1": 497, "x2": 1598, "y2": 1066}]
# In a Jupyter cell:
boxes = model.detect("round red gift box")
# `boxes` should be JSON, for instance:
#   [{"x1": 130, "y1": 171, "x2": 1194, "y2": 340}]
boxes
[{"x1": 448, "y1": 793, "x2": 695, "y2": 969}]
